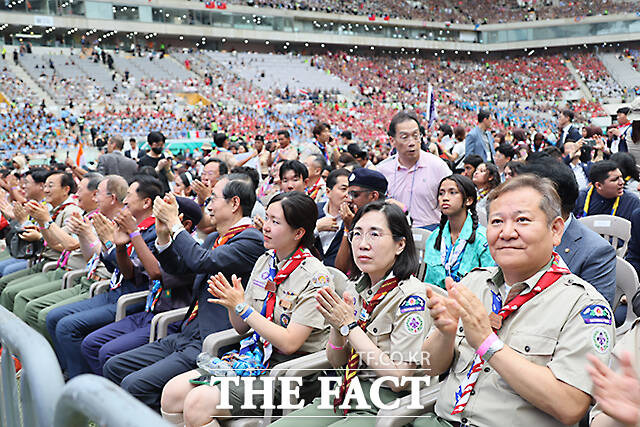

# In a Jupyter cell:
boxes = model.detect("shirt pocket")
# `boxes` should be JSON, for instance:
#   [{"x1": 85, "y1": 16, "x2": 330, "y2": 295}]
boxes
[
  {"x1": 365, "y1": 316, "x2": 393, "y2": 349},
  {"x1": 248, "y1": 287, "x2": 268, "y2": 313},
  {"x1": 452, "y1": 335, "x2": 477, "y2": 374},
  {"x1": 508, "y1": 333, "x2": 556, "y2": 365}
]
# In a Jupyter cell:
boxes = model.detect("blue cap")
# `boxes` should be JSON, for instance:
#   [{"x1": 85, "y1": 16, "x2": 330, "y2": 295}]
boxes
[{"x1": 348, "y1": 168, "x2": 388, "y2": 194}]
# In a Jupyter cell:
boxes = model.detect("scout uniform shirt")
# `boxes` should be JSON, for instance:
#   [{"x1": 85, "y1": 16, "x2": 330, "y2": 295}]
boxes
[
  {"x1": 41, "y1": 196, "x2": 83, "y2": 263},
  {"x1": 347, "y1": 274, "x2": 432, "y2": 382},
  {"x1": 590, "y1": 318, "x2": 640, "y2": 423},
  {"x1": 244, "y1": 251, "x2": 332, "y2": 356},
  {"x1": 435, "y1": 258, "x2": 615, "y2": 427}
]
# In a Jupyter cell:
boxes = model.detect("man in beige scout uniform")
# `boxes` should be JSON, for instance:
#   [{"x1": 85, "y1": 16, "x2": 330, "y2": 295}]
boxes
[
  {"x1": 417, "y1": 175, "x2": 614, "y2": 427},
  {"x1": 590, "y1": 318, "x2": 640, "y2": 426}
]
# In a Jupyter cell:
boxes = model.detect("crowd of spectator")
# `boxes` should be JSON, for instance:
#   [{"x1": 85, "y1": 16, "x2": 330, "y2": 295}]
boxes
[
  {"x1": 223, "y1": 0, "x2": 638, "y2": 24},
  {"x1": 0, "y1": 103, "x2": 639, "y2": 425}
]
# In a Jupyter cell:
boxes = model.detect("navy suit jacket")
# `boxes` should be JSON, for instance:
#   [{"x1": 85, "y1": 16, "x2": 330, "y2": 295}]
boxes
[
  {"x1": 556, "y1": 215, "x2": 616, "y2": 307},
  {"x1": 157, "y1": 225, "x2": 265, "y2": 340},
  {"x1": 101, "y1": 224, "x2": 157, "y2": 296},
  {"x1": 557, "y1": 125, "x2": 582, "y2": 151},
  {"x1": 314, "y1": 202, "x2": 343, "y2": 267},
  {"x1": 464, "y1": 126, "x2": 495, "y2": 162}
]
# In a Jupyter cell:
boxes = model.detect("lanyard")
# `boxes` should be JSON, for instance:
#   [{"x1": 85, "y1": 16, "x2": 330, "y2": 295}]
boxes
[{"x1": 583, "y1": 186, "x2": 619, "y2": 217}]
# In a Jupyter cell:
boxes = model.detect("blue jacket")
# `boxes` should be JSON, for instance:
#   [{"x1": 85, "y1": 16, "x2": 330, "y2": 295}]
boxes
[
  {"x1": 314, "y1": 201, "x2": 343, "y2": 267},
  {"x1": 157, "y1": 225, "x2": 265, "y2": 340},
  {"x1": 465, "y1": 126, "x2": 495, "y2": 162},
  {"x1": 423, "y1": 213, "x2": 495, "y2": 289},
  {"x1": 556, "y1": 214, "x2": 616, "y2": 307}
]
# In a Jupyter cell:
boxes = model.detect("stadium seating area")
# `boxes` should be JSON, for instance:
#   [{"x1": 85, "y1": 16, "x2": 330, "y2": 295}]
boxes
[
  {"x1": 0, "y1": 46, "x2": 630, "y2": 160},
  {"x1": 223, "y1": 0, "x2": 638, "y2": 23}
]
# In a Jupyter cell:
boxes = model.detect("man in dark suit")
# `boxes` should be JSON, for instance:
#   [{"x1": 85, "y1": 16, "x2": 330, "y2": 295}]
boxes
[
  {"x1": 523, "y1": 161, "x2": 616, "y2": 306},
  {"x1": 124, "y1": 137, "x2": 145, "y2": 161},
  {"x1": 464, "y1": 109, "x2": 495, "y2": 162},
  {"x1": 102, "y1": 174, "x2": 265, "y2": 410},
  {"x1": 556, "y1": 108, "x2": 582, "y2": 151},
  {"x1": 315, "y1": 169, "x2": 350, "y2": 267},
  {"x1": 97, "y1": 135, "x2": 139, "y2": 183}
]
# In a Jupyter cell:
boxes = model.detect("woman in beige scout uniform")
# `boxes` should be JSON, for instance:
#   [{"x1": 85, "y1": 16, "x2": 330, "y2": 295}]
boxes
[
  {"x1": 160, "y1": 191, "x2": 332, "y2": 427},
  {"x1": 273, "y1": 201, "x2": 432, "y2": 426}
]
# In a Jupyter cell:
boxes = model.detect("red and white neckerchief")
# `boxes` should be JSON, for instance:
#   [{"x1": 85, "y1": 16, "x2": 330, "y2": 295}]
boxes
[{"x1": 450, "y1": 253, "x2": 570, "y2": 416}]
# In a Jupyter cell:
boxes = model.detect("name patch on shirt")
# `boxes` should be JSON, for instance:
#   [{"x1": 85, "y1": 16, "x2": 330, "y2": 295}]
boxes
[
  {"x1": 399, "y1": 295, "x2": 426, "y2": 313},
  {"x1": 580, "y1": 305, "x2": 613, "y2": 325}
]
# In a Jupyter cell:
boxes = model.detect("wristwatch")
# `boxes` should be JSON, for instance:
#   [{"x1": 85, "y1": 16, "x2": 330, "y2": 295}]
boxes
[
  {"x1": 43, "y1": 219, "x2": 54, "y2": 230},
  {"x1": 339, "y1": 321, "x2": 358, "y2": 337},
  {"x1": 234, "y1": 302, "x2": 248, "y2": 316},
  {"x1": 483, "y1": 338, "x2": 505, "y2": 362}
]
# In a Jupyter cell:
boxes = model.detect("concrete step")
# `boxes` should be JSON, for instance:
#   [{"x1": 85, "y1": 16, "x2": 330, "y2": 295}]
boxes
[
  {"x1": 6, "y1": 57, "x2": 58, "y2": 111},
  {"x1": 564, "y1": 60, "x2": 593, "y2": 100}
]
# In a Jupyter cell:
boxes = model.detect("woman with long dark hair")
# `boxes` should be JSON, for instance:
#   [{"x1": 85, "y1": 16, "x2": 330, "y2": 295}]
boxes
[
  {"x1": 424, "y1": 175, "x2": 494, "y2": 288},
  {"x1": 160, "y1": 191, "x2": 332, "y2": 427},
  {"x1": 473, "y1": 162, "x2": 501, "y2": 224}
]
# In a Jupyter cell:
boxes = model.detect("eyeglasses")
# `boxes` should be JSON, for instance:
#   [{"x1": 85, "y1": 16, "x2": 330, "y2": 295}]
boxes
[
  {"x1": 348, "y1": 229, "x2": 392, "y2": 244},
  {"x1": 396, "y1": 132, "x2": 421, "y2": 142},
  {"x1": 348, "y1": 190, "x2": 370, "y2": 199}
]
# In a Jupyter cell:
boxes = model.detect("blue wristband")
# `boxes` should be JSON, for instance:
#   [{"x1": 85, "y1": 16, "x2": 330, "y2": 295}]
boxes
[{"x1": 240, "y1": 307, "x2": 254, "y2": 321}]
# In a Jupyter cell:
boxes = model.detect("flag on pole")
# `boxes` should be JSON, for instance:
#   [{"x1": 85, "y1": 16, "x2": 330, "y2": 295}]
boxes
[
  {"x1": 425, "y1": 83, "x2": 438, "y2": 128},
  {"x1": 76, "y1": 141, "x2": 85, "y2": 167}
]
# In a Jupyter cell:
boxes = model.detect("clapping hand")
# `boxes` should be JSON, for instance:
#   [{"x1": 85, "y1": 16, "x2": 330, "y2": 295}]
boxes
[
  {"x1": 207, "y1": 273, "x2": 245, "y2": 310},
  {"x1": 315, "y1": 286, "x2": 356, "y2": 330}
]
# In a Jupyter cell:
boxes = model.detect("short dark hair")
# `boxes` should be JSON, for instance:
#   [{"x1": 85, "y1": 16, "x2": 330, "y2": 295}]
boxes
[
  {"x1": 505, "y1": 160, "x2": 524, "y2": 176},
  {"x1": 50, "y1": 172, "x2": 77, "y2": 194},
  {"x1": 478, "y1": 109, "x2": 492, "y2": 123},
  {"x1": 84, "y1": 172, "x2": 104, "y2": 191},
  {"x1": 205, "y1": 158, "x2": 229, "y2": 176},
  {"x1": 618, "y1": 107, "x2": 631, "y2": 116},
  {"x1": 589, "y1": 160, "x2": 621, "y2": 184},
  {"x1": 213, "y1": 132, "x2": 227, "y2": 147},
  {"x1": 611, "y1": 152, "x2": 640, "y2": 182},
  {"x1": 439, "y1": 124, "x2": 453, "y2": 138},
  {"x1": 147, "y1": 131, "x2": 165, "y2": 144},
  {"x1": 463, "y1": 154, "x2": 483, "y2": 169},
  {"x1": 312, "y1": 123, "x2": 330, "y2": 137},
  {"x1": 26, "y1": 167, "x2": 51, "y2": 184},
  {"x1": 326, "y1": 168, "x2": 351, "y2": 189},
  {"x1": 496, "y1": 144, "x2": 516, "y2": 160},
  {"x1": 268, "y1": 191, "x2": 320, "y2": 257},
  {"x1": 454, "y1": 126, "x2": 466, "y2": 141},
  {"x1": 132, "y1": 174, "x2": 164, "y2": 201},
  {"x1": 222, "y1": 174, "x2": 256, "y2": 217},
  {"x1": 560, "y1": 109, "x2": 575, "y2": 122},
  {"x1": 129, "y1": 138, "x2": 137, "y2": 143},
  {"x1": 340, "y1": 130, "x2": 352, "y2": 140},
  {"x1": 230, "y1": 166, "x2": 260, "y2": 191},
  {"x1": 138, "y1": 166, "x2": 160, "y2": 180},
  {"x1": 543, "y1": 146, "x2": 563, "y2": 160},
  {"x1": 277, "y1": 129, "x2": 290, "y2": 139},
  {"x1": 279, "y1": 160, "x2": 308, "y2": 181},
  {"x1": 388, "y1": 111, "x2": 422, "y2": 138},
  {"x1": 349, "y1": 201, "x2": 417, "y2": 281},
  {"x1": 520, "y1": 161, "x2": 578, "y2": 216}
]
